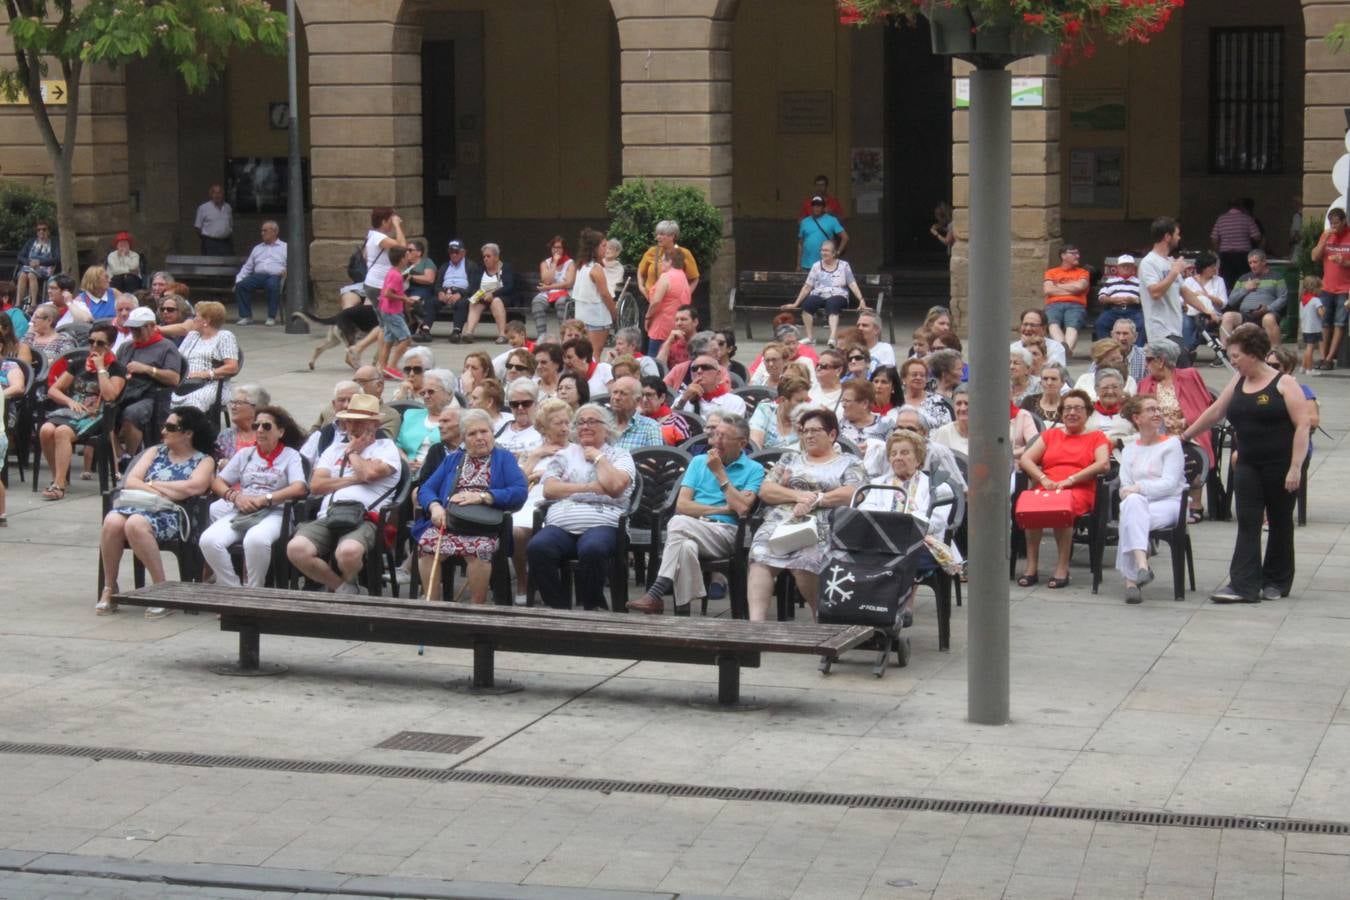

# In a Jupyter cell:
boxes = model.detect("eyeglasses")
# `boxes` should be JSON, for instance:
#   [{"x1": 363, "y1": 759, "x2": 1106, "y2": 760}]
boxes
[
  {"x1": 691, "y1": 363, "x2": 718, "y2": 372},
  {"x1": 32, "y1": 314, "x2": 51, "y2": 321},
  {"x1": 816, "y1": 362, "x2": 840, "y2": 370},
  {"x1": 256, "y1": 422, "x2": 276, "y2": 432},
  {"x1": 575, "y1": 418, "x2": 605, "y2": 427},
  {"x1": 35, "y1": 227, "x2": 48, "y2": 232},
  {"x1": 227, "y1": 399, "x2": 255, "y2": 408},
  {"x1": 419, "y1": 388, "x2": 442, "y2": 397},
  {"x1": 1061, "y1": 405, "x2": 1088, "y2": 414},
  {"x1": 161, "y1": 422, "x2": 184, "y2": 433},
  {"x1": 403, "y1": 366, "x2": 424, "y2": 375},
  {"x1": 509, "y1": 399, "x2": 535, "y2": 409},
  {"x1": 505, "y1": 362, "x2": 530, "y2": 372},
  {"x1": 88, "y1": 339, "x2": 109, "y2": 348}
]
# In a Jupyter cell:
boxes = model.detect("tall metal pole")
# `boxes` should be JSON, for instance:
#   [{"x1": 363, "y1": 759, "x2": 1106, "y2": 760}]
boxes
[
  {"x1": 283, "y1": 0, "x2": 309, "y2": 334},
  {"x1": 966, "y1": 64, "x2": 1012, "y2": 725}
]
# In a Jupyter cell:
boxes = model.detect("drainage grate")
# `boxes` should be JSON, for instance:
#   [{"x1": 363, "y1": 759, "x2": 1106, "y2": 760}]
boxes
[
  {"x1": 375, "y1": 731, "x2": 482, "y2": 755},
  {"x1": 3, "y1": 740, "x2": 1348, "y2": 836}
]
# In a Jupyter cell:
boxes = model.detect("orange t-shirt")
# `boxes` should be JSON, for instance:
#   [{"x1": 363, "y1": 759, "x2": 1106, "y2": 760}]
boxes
[{"x1": 1044, "y1": 266, "x2": 1090, "y2": 306}]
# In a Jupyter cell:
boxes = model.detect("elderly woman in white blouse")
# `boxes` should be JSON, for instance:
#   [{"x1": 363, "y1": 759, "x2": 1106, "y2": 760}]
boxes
[
  {"x1": 1116, "y1": 394, "x2": 1184, "y2": 604},
  {"x1": 526, "y1": 403, "x2": 636, "y2": 610},
  {"x1": 170, "y1": 300, "x2": 241, "y2": 412}
]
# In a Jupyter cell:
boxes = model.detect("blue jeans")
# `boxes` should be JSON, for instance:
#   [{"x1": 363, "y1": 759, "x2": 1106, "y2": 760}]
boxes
[
  {"x1": 527, "y1": 524, "x2": 617, "y2": 610},
  {"x1": 646, "y1": 337, "x2": 664, "y2": 357},
  {"x1": 1093, "y1": 305, "x2": 1146, "y2": 342},
  {"x1": 234, "y1": 273, "x2": 282, "y2": 319}
]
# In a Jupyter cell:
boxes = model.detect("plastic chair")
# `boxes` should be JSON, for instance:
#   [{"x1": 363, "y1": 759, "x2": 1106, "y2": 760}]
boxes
[
  {"x1": 527, "y1": 471, "x2": 643, "y2": 611},
  {"x1": 1140, "y1": 441, "x2": 1208, "y2": 601},
  {"x1": 1010, "y1": 466, "x2": 1114, "y2": 593},
  {"x1": 734, "y1": 386, "x2": 774, "y2": 415},
  {"x1": 628, "y1": 447, "x2": 692, "y2": 587}
]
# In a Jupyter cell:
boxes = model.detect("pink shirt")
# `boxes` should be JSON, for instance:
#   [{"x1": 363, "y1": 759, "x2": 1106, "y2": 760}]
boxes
[
  {"x1": 648, "y1": 270, "x2": 690, "y2": 341},
  {"x1": 379, "y1": 267, "x2": 406, "y2": 314}
]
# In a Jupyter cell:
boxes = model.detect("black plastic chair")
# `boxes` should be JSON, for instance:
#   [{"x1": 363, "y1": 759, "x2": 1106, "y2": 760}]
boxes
[
  {"x1": 734, "y1": 386, "x2": 774, "y2": 415},
  {"x1": 628, "y1": 447, "x2": 692, "y2": 587},
  {"x1": 223, "y1": 456, "x2": 312, "y2": 589},
  {"x1": 1010, "y1": 467, "x2": 1114, "y2": 593},
  {"x1": 527, "y1": 471, "x2": 644, "y2": 611},
  {"x1": 913, "y1": 471, "x2": 965, "y2": 652},
  {"x1": 29, "y1": 349, "x2": 119, "y2": 495},
  {"x1": 671, "y1": 409, "x2": 704, "y2": 437},
  {"x1": 2, "y1": 357, "x2": 35, "y2": 487},
  {"x1": 363, "y1": 458, "x2": 413, "y2": 597},
  {"x1": 677, "y1": 434, "x2": 709, "y2": 456},
  {"x1": 1140, "y1": 441, "x2": 1208, "y2": 601}
]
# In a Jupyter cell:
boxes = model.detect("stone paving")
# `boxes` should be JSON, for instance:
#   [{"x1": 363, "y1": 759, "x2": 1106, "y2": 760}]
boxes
[{"x1": 2, "y1": 318, "x2": 1350, "y2": 898}]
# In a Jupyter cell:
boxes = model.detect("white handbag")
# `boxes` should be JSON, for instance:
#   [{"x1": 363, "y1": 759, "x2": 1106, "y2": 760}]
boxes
[{"x1": 768, "y1": 517, "x2": 819, "y2": 555}]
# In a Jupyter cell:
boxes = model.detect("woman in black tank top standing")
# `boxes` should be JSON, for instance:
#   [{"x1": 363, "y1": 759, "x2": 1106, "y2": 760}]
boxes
[{"x1": 1181, "y1": 324, "x2": 1311, "y2": 602}]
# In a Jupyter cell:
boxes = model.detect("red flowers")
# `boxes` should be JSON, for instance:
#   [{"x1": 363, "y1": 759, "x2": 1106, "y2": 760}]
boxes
[{"x1": 837, "y1": 0, "x2": 1183, "y2": 61}]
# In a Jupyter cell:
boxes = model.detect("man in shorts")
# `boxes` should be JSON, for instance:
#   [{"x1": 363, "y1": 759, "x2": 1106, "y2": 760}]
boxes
[
  {"x1": 1042, "y1": 244, "x2": 1090, "y2": 358},
  {"x1": 1313, "y1": 207, "x2": 1350, "y2": 369},
  {"x1": 114, "y1": 306, "x2": 184, "y2": 466},
  {"x1": 287, "y1": 394, "x2": 402, "y2": 595}
]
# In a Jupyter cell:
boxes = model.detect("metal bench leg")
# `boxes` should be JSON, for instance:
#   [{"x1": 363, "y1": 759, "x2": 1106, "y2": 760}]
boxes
[
  {"x1": 214, "y1": 624, "x2": 287, "y2": 676},
  {"x1": 448, "y1": 638, "x2": 523, "y2": 695},
  {"x1": 717, "y1": 653, "x2": 739, "y2": 705},
  {"x1": 936, "y1": 577, "x2": 952, "y2": 652}
]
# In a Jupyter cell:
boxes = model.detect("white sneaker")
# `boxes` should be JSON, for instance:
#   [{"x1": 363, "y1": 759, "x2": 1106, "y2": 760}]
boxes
[
  {"x1": 236, "y1": 317, "x2": 252, "y2": 326},
  {"x1": 513, "y1": 593, "x2": 528, "y2": 606},
  {"x1": 264, "y1": 318, "x2": 276, "y2": 327},
  {"x1": 335, "y1": 581, "x2": 360, "y2": 596},
  {"x1": 144, "y1": 607, "x2": 173, "y2": 619}
]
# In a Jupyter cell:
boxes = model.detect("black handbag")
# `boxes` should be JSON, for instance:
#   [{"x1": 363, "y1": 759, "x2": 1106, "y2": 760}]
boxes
[{"x1": 442, "y1": 453, "x2": 504, "y2": 537}]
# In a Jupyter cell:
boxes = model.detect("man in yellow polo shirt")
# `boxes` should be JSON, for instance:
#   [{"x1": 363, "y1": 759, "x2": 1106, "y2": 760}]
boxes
[{"x1": 637, "y1": 220, "x2": 700, "y2": 299}]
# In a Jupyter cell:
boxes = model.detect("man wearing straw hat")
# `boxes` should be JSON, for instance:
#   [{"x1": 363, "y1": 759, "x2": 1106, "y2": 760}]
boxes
[{"x1": 286, "y1": 394, "x2": 401, "y2": 595}]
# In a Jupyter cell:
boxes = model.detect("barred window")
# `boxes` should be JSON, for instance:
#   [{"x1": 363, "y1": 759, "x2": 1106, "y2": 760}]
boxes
[{"x1": 1209, "y1": 27, "x2": 1284, "y2": 174}]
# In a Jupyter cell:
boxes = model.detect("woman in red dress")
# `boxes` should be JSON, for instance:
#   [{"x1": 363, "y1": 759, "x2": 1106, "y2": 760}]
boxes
[{"x1": 1015, "y1": 389, "x2": 1111, "y2": 588}]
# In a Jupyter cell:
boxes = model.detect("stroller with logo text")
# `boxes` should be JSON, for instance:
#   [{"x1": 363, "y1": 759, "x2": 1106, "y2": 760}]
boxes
[{"x1": 817, "y1": 484, "x2": 929, "y2": 678}]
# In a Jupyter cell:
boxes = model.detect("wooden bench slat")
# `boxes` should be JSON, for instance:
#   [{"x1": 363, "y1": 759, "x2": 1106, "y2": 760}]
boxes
[
  {"x1": 165, "y1": 254, "x2": 245, "y2": 266},
  {"x1": 113, "y1": 584, "x2": 874, "y2": 656}
]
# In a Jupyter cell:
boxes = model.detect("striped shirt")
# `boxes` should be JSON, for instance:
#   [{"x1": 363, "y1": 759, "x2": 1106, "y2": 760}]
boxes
[
  {"x1": 1209, "y1": 209, "x2": 1261, "y2": 253},
  {"x1": 1098, "y1": 275, "x2": 1141, "y2": 306},
  {"x1": 541, "y1": 443, "x2": 636, "y2": 533}
]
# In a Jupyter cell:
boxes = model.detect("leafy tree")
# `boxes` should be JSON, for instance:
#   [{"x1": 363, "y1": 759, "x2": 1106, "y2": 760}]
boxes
[
  {"x1": 606, "y1": 180, "x2": 723, "y2": 273},
  {"x1": 0, "y1": 178, "x2": 55, "y2": 251},
  {"x1": 1, "y1": 0, "x2": 287, "y2": 271}
]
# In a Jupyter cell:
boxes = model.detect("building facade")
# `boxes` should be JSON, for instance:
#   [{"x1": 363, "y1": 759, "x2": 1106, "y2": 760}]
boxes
[{"x1": 0, "y1": 0, "x2": 1344, "y2": 327}]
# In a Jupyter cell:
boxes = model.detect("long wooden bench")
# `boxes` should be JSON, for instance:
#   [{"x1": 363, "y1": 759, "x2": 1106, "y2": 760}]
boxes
[
  {"x1": 113, "y1": 582, "x2": 876, "y2": 706},
  {"x1": 164, "y1": 253, "x2": 246, "y2": 299},
  {"x1": 729, "y1": 270, "x2": 896, "y2": 341}
]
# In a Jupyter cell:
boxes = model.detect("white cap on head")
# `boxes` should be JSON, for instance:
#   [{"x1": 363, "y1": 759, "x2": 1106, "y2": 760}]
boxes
[{"x1": 1115, "y1": 254, "x2": 1136, "y2": 266}]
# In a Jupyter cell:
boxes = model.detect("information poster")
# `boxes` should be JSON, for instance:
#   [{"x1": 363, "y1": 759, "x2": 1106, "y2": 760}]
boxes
[
  {"x1": 1069, "y1": 89, "x2": 1127, "y2": 130},
  {"x1": 850, "y1": 147, "x2": 884, "y2": 214},
  {"x1": 1068, "y1": 147, "x2": 1123, "y2": 209}
]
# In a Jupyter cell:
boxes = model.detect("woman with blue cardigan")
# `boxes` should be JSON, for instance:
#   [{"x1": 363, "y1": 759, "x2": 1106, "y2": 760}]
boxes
[{"x1": 415, "y1": 408, "x2": 527, "y2": 602}]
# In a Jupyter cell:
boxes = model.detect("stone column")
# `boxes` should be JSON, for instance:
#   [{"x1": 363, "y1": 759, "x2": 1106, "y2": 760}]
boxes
[
  {"x1": 1302, "y1": 1, "x2": 1350, "y2": 221},
  {"x1": 612, "y1": 0, "x2": 736, "y2": 326},
  {"x1": 299, "y1": 0, "x2": 422, "y2": 308},
  {"x1": 950, "y1": 56, "x2": 1060, "y2": 334}
]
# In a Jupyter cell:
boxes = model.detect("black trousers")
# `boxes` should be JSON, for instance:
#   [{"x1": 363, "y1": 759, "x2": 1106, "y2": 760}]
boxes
[
  {"x1": 1230, "y1": 459, "x2": 1296, "y2": 598},
  {"x1": 1219, "y1": 251, "x2": 1250, "y2": 292}
]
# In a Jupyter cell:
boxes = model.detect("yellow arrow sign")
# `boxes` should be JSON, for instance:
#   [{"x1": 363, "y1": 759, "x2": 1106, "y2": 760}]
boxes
[{"x1": 0, "y1": 80, "x2": 69, "y2": 106}]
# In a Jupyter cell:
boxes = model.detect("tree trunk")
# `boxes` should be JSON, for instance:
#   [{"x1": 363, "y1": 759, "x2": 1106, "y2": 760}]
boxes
[{"x1": 52, "y1": 149, "x2": 77, "y2": 274}]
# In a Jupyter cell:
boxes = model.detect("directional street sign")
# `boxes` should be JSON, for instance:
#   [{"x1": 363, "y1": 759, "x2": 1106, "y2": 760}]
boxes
[{"x1": 0, "y1": 80, "x2": 69, "y2": 106}]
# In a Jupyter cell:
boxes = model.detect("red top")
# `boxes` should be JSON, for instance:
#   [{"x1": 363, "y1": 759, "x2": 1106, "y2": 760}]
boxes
[
  {"x1": 1321, "y1": 225, "x2": 1350, "y2": 295},
  {"x1": 799, "y1": 195, "x2": 845, "y2": 220},
  {"x1": 1038, "y1": 427, "x2": 1110, "y2": 516}
]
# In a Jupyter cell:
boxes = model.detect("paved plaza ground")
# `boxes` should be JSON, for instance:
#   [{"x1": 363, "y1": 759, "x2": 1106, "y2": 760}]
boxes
[{"x1": 2, "y1": 316, "x2": 1350, "y2": 898}]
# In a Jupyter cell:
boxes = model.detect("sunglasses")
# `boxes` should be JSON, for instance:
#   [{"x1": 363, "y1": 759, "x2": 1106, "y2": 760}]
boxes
[
  {"x1": 160, "y1": 305, "x2": 177, "y2": 313},
  {"x1": 161, "y1": 422, "x2": 184, "y2": 433},
  {"x1": 88, "y1": 338, "x2": 110, "y2": 347},
  {"x1": 816, "y1": 362, "x2": 840, "y2": 370},
  {"x1": 848, "y1": 355, "x2": 867, "y2": 363},
  {"x1": 403, "y1": 366, "x2": 424, "y2": 375},
  {"x1": 505, "y1": 362, "x2": 530, "y2": 372},
  {"x1": 509, "y1": 399, "x2": 535, "y2": 409},
  {"x1": 691, "y1": 363, "x2": 718, "y2": 372},
  {"x1": 256, "y1": 421, "x2": 276, "y2": 432}
]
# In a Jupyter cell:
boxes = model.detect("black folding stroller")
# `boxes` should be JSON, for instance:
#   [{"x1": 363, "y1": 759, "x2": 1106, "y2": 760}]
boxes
[{"x1": 817, "y1": 484, "x2": 928, "y2": 678}]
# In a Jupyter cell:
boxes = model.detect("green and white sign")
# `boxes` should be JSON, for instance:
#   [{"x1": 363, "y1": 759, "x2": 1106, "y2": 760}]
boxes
[{"x1": 953, "y1": 77, "x2": 1045, "y2": 109}]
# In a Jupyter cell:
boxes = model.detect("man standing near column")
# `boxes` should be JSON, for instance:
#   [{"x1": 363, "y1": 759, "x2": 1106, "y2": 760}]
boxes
[{"x1": 194, "y1": 184, "x2": 234, "y2": 256}]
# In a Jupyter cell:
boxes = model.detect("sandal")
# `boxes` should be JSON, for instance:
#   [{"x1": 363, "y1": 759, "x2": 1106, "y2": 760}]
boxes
[
  {"x1": 1187, "y1": 510, "x2": 1203, "y2": 525},
  {"x1": 95, "y1": 586, "x2": 118, "y2": 615},
  {"x1": 42, "y1": 484, "x2": 65, "y2": 501},
  {"x1": 1047, "y1": 575, "x2": 1071, "y2": 589},
  {"x1": 1016, "y1": 573, "x2": 1039, "y2": 587},
  {"x1": 80, "y1": 472, "x2": 93, "y2": 481}
]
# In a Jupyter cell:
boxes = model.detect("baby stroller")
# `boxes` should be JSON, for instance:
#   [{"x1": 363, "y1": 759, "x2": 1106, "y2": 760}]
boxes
[
  {"x1": 817, "y1": 484, "x2": 928, "y2": 678},
  {"x1": 1199, "y1": 323, "x2": 1236, "y2": 373}
]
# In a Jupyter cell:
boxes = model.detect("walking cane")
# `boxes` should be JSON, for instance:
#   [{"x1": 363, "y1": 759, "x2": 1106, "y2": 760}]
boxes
[{"x1": 418, "y1": 525, "x2": 446, "y2": 656}]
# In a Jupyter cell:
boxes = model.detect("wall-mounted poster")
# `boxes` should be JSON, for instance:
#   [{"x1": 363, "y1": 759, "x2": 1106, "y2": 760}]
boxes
[
  {"x1": 1069, "y1": 89, "x2": 1127, "y2": 131},
  {"x1": 225, "y1": 157, "x2": 310, "y2": 214},
  {"x1": 851, "y1": 147, "x2": 884, "y2": 214},
  {"x1": 953, "y1": 77, "x2": 1045, "y2": 108},
  {"x1": 1068, "y1": 147, "x2": 1124, "y2": 208}
]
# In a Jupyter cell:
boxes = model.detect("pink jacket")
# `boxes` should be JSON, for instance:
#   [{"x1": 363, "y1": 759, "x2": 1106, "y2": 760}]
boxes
[{"x1": 1138, "y1": 367, "x2": 1214, "y2": 465}]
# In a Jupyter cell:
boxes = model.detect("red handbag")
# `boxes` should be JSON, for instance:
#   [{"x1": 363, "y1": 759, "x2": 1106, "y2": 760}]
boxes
[{"x1": 1014, "y1": 488, "x2": 1077, "y2": 529}]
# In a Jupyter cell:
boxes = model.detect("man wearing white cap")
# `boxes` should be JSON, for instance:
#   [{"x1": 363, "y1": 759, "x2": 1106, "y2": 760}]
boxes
[
  {"x1": 286, "y1": 393, "x2": 401, "y2": 595},
  {"x1": 114, "y1": 306, "x2": 184, "y2": 464},
  {"x1": 1093, "y1": 253, "x2": 1145, "y2": 341}
]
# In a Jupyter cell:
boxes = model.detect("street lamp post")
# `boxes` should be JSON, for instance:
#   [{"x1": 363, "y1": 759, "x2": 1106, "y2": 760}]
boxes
[{"x1": 283, "y1": 0, "x2": 309, "y2": 335}]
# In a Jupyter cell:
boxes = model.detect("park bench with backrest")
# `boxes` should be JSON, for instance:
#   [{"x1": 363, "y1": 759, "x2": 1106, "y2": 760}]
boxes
[
  {"x1": 164, "y1": 253, "x2": 246, "y2": 299},
  {"x1": 729, "y1": 270, "x2": 896, "y2": 341},
  {"x1": 112, "y1": 582, "x2": 875, "y2": 706}
]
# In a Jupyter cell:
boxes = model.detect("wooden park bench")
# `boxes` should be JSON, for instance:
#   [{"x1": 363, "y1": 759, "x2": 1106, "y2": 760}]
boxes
[
  {"x1": 729, "y1": 270, "x2": 896, "y2": 342},
  {"x1": 164, "y1": 253, "x2": 246, "y2": 299},
  {"x1": 113, "y1": 582, "x2": 876, "y2": 707}
]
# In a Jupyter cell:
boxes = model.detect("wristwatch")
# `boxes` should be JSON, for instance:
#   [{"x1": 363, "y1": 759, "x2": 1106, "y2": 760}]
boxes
[
  {"x1": 266, "y1": 493, "x2": 274, "y2": 507},
  {"x1": 717, "y1": 479, "x2": 731, "y2": 490}
]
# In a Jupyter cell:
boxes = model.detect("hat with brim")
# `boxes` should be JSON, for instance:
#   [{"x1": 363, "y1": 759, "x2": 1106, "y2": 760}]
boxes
[
  {"x1": 336, "y1": 393, "x2": 382, "y2": 421},
  {"x1": 1115, "y1": 254, "x2": 1137, "y2": 266}
]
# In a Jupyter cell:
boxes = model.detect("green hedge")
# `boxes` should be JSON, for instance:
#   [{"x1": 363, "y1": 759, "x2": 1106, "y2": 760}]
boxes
[
  {"x1": 0, "y1": 180, "x2": 56, "y2": 254},
  {"x1": 605, "y1": 180, "x2": 723, "y2": 272}
]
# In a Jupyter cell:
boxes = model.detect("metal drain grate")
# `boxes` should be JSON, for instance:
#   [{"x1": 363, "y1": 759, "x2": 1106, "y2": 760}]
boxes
[
  {"x1": 375, "y1": 731, "x2": 481, "y2": 754},
  {"x1": 3, "y1": 740, "x2": 1348, "y2": 836}
]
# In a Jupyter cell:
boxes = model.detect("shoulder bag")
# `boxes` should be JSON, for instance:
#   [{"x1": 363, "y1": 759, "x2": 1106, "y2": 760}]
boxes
[{"x1": 443, "y1": 453, "x2": 504, "y2": 537}]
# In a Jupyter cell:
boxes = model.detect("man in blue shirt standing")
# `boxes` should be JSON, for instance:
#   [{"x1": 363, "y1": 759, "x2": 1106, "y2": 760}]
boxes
[
  {"x1": 627, "y1": 415, "x2": 765, "y2": 614},
  {"x1": 797, "y1": 196, "x2": 847, "y2": 271}
]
